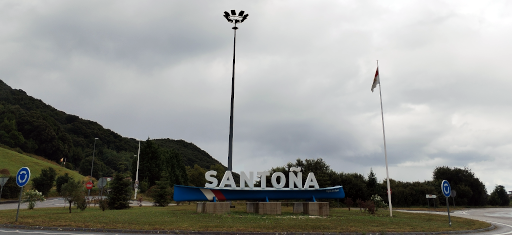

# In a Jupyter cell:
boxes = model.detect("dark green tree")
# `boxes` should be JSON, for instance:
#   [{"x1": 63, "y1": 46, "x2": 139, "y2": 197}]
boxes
[
  {"x1": 489, "y1": 185, "x2": 510, "y2": 206},
  {"x1": 209, "y1": 164, "x2": 226, "y2": 183},
  {"x1": 1, "y1": 176, "x2": 19, "y2": 199},
  {"x1": 339, "y1": 172, "x2": 368, "y2": 201},
  {"x1": 187, "y1": 165, "x2": 207, "y2": 187},
  {"x1": 174, "y1": 151, "x2": 189, "y2": 186},
  {"x1": 107, "y1": 172, "x2": 131, "y2": 210},
  {"x1": 32, "y1": 167, "x2": 57, "y2": 196},
  {"x1": 79, "y1": 156, "x2": 112, "y2": 180},
  {"x1": 133, "y1": 139, "x2": 161, "y2": 188},
  {"x1": 366, "y1": 168, "x2": 380, "y2": 196},
  {"x1": 55, "y1": 173, "x2": 72, "y2": 194},
  {"x1": 150, "y1": 172, "x2": 173, "y2": 207},
  {"x1": 433, "y1": 166, "x2": 487, "y2": 206}
]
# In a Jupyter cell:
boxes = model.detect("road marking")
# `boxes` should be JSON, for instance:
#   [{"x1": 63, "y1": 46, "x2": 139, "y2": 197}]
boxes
[{"x1": 482, "y1": 221, "x2": 512, "y2": 235}]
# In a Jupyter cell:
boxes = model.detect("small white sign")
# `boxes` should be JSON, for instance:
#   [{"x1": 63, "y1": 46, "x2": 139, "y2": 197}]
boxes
[{"x1": 426, "y1": 194, "x2": 437, "y2": 199}]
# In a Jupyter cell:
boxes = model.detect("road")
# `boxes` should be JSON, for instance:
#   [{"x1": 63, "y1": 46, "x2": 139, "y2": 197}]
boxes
[{"x1": 451, "y1": 208, "x2": 512, "y2": 235}]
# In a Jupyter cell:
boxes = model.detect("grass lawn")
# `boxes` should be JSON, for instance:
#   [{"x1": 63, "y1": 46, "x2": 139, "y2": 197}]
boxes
[
  {"x1": 0, "y1": 147, "x2": 84, "y2": 182},
  {"x1": 0, "y1": 203, "x2": 490, "y2": 233}
]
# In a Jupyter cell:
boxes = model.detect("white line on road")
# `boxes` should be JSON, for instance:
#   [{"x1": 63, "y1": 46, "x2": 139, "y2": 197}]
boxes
[{"x1": 483, "y1": 221, "x2": 512, "y2": 235}]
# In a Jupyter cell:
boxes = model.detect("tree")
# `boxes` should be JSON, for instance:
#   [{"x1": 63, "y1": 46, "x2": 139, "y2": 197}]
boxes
[
  {"x1": 55, "y1": 173, "x2": 72, "y2": 194},
  {"x1": 174, "y1": 151, "x2": 189, "y2": 186},
  {"x1": 433, "y1": 166, "x2": 487, "y2": 206},
  {"x1": 366, "y1": 168, "x2": 381, "y2": 196},
  {"x1": 61, "y1": 179, "x2": 86, "y2": 213},
  {"x1": 209, "y1": 164, "x2": 226, "y2": 183},
  {"x1": 150, "y1": 172, "x2": 173, "y2": 207},
  {"x1": 187, "y1": 165, "x2": 207, "y2": 187},
  {"x1": 489, "y1": 185, "x2": 510, "y2": 206},
  {"x1": 79, "y1": 156, "x2": 112, "y2": 180},
  {"x1": 107, "y1": 172, "x2": 131, "y2": 210},
  {"x1": 32, "y1": 167, "x2": 57, "y2": 196},
  {"x1": 134, "y1": 139, "x2": 161, "y2": 188},
  {"x1": 339, "y1": 172, "x2": 368, "y2": 201}
]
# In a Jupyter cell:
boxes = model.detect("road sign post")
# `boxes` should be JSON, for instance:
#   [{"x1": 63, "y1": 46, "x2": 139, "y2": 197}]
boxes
[
  {"x1": 441, "y1": 180, "x2": 452, "y2": 226},
  {"x1": 98, "y1": 177, "x2": 107, "y2": 197},
  {"x1": 451, "y1": 190, "x2": 457, "y2": 207},
  {"x1": 15, "y1": 167, "x2": 31, "y2": 222},
  {"x1": 0, "y1": 177, "x2": 8, "y2": 200},
  {"x1": 86, "y1": 181, "x2": 93, "y2": 190}
]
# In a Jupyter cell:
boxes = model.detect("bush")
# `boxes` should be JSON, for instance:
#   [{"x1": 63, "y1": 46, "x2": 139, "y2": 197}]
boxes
[
  {"x1": 370, "y1": 194, "x2": 387, "y2": 211},
  {"x1": 76, "y1": 197, "x2": 87, "y2": 211},
  {"x1": 99, "y1": 198, "x2": 108, "y2": 211},
  {"x1": 32, "y1": 167, "x2": 57, "y2": 196},
  {"x1": 1, "y1": 176, "x2": 19, "y2": 199},
  {"x1": 56, "y1": 173, "x2": 72, "y2": 194},
  {"x1": 150, "y1": 182, "x2": 173, "y2": 207},
  {"x1": 345, "y1": 197, "x2": 354, "y2": 211},
  {"x1": 139, "y1": 180, "x2": 149, "y2": 193},
  {"x1": 365, "y1": 200, "x2": 376, "y2": 214},
  {"x1": 22, "y1": 190, "x2": 45, "y2": 209}
]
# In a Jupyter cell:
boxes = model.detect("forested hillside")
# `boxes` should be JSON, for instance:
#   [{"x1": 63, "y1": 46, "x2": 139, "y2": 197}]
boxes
[{"x1": 0, "y1": 79, "x2": 224, "y2": 180}]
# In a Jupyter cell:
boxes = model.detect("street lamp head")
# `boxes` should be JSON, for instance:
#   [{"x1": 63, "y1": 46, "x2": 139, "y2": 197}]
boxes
[
  {"x1": 95, "y1": 138, "x2": 99, "y2": 140},
  {"x1": 223, "y1": 10, "x2": 248, "y2": 25}
]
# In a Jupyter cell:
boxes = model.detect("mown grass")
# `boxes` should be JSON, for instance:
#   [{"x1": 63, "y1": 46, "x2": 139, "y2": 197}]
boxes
[
  {"x1": 0, "y1": 203, "x2": 490, "y2": 233},
  {"x1": 0, "y1": 147, "x2": 84, "y2": 181}
]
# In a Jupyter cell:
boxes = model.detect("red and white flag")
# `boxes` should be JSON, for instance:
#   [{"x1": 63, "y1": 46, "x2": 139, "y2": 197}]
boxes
[{"x1": 371, "y1": 68, "x2": 379, "y2": 92}]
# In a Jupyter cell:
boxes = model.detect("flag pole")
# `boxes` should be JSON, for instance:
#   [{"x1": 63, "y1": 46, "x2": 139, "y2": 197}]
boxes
[
  {"x1": 134, "y1": 140, "x2": 141, "y2": 199},
  {"x1": 377, "y1": 60, "x2": 393, "y2": 217}
]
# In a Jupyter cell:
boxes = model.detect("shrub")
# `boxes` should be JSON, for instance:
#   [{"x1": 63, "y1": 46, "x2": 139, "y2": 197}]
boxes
[
  {"x1": 345, "y1": 197, "x2": 354, "y2": 211},
  {"x1": 56, "y1": 173, "x2": 72, "y2": 194},
  {"x1": 99, "y1": 198, "x2": 108, "y2": 211},
  {"x1": 1, "y1": 176, "x2": 18, "y2": 199},
  {"x1": 76, "y1": 197, "x2": 87, "y2": 211},
  {"x1": 370, "y1": 194, "x2": 388, "y2": 211},
  {"x1": 32, "y1": 167, "x2": 57, "y2": 196},
  {"x1": 22, "y1": 190, "x2": 45, "y2": 209},
  {"x1": 150, "y1": 182, "x2": 173, "y2": 207},
  {"x1": 366, "y1": 200, "x2": 376, "y2": 214}
]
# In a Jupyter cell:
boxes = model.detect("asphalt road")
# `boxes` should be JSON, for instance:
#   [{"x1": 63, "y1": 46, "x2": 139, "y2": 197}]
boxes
[{"x1": 451, "y1": 208, "x2": 512, "y2": 235}]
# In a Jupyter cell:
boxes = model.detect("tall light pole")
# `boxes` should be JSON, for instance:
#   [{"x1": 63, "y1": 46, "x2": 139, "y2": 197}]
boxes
[
  {"x1": 134, "y1": 140, "x2": 141, "y2": 199},
  {"x1": 223, "y1": 10, "x2": 249, "y2": 172},
  {"x1": 88, "y1": 137, "x2": 98, "y2": 197}
]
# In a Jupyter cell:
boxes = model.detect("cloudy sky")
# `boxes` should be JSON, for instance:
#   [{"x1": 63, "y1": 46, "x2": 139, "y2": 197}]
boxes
[{"x1": 2, "y1": 1, "x2": 512, "y2": 193}]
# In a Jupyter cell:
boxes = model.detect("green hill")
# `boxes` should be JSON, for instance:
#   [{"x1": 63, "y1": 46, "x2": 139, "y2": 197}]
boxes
[
  {"x1": 0, "y1": 79, "x2": 225, "y2": 180},
  {"x1": 0, "y1": 146, "x2": 84, "y2": 181}
]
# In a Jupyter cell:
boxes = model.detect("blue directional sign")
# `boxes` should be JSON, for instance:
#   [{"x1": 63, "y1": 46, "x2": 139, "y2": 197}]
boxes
[
  {"x1": 441, "y1": 180, "x2": 451, "y2": 197},
  {"x1": 16, "y1": 167, "x2": 31, "y2": 187}
]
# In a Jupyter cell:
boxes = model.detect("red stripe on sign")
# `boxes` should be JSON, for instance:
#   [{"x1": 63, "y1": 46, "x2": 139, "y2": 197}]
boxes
[{"x1": 211, "y1": 189, "x2": 226, "y2": 200}]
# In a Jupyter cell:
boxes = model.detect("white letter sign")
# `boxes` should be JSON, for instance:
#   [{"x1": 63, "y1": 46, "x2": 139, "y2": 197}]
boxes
[{"x1": 205, "y1": 170, "x2": 218, "y2": 188}]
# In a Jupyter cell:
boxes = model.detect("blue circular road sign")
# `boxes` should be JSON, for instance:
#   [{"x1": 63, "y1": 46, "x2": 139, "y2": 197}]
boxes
[
  {"x1": 16, "y1": 167, "x2": 31, "y2": 187},
  {"x1": 441, "y1": 180, "x2": 451, "y2": 197}
]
